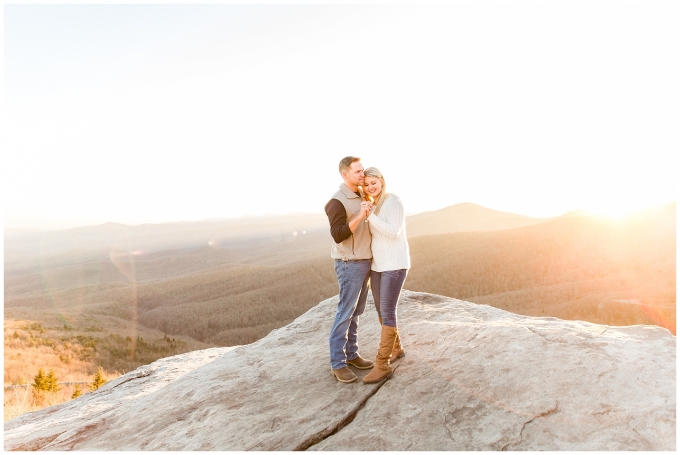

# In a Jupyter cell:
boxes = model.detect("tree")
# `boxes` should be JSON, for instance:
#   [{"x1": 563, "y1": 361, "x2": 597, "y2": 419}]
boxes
[
  {"x1": 32, "y1": 368, "x2": 59, "y2": 392},
  {"x1": 72, "y1": 384, "x2": 83, "y2": 399},
  {"x1": 90, "y1": 367, "x2": 107, "y2": 391},
  {"x1": 32, "y1": 368, "x2": 59, "y2": 405},
  {"x1": 32, "y1": 368, "x2": 46, "y2": 391},
  {"x1": 44, "y1": 369, "x2": 60, "y2": 392}
]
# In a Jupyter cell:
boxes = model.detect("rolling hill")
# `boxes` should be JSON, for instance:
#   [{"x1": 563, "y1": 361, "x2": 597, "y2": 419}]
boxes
[
  {"x1": 4, "y1": 213, "x2": 330, "y2": 260},
  {"x1": 405, "y1": 202, "x2": 550, "y2": 237},
  {"x1": 4, "y1": 203, "x2": 551, "y2": 264}
]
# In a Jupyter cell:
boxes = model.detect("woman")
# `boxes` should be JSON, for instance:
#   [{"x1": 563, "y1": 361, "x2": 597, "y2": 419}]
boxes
[{"x1": 360, "y1": 167, "x2": 410, "y2": 384}]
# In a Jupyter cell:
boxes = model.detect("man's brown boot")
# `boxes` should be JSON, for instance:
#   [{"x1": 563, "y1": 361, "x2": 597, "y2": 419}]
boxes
[
  {"x1": 347, "y1": 355, "x2": 374, "y2": 369},
  {"x1": 392, "y1": 329, "x2": 406, "y2": 360},
  {"x1": 331, "y1": 366, "x2": 357, "y2": 383},
  {"x1": 363, "y1": 325, "x2": 397, "y2": 384}
]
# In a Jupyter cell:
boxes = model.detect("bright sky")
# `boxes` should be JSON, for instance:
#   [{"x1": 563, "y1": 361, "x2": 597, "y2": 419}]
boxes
[{"x1": 3, "y1": 1, "x2": 678, "y2": 230}]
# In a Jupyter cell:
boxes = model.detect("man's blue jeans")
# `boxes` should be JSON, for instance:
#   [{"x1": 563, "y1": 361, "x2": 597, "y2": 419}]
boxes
[{"x1": 330, "y1": 259, "x2": 371, "y2": 370}]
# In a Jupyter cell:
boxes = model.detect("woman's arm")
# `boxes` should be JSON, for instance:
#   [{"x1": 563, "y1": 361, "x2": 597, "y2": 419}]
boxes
[{"x1": 367, "y1": 195, "x2": 405, "y2": 238}]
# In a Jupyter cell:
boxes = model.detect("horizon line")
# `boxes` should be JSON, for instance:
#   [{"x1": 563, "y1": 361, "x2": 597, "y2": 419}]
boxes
[{"x1": 4, "y1": 201, "x2": 676, "y2": 233}]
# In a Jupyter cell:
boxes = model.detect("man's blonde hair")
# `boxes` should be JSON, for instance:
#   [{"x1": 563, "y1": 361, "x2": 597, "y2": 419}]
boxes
[{"x1": 339, "y1": 156, "x2": 361, "y2": 175}]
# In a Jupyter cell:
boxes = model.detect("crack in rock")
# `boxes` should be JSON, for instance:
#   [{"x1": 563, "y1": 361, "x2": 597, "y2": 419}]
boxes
[
  {"x1": 501, "y1": 402, "x2": 559, "y2": 451},
  {"x1": 596, "y1": 368, "x2": 617, "y2": 383},
  {"x1": 442, "y1": 409, "x2": 459, "y2": 441},
  {"x1": 630, "y1": 426, "x2": 653, "y2": 451},
  {"x1": 436, "y1": 344, "x2": 452, "y2": 362},
  {"x1": 592, "y1": 407, "x2": 624, "y2": 416},
  {"x1": 102, "y1": 369, "x2": 154, "y2": 393},
  {"x1": 295, "y1": 363, "x2": 400, "y2": 451},
  {"x1": 526, "y1": 327, "x2": 553, "y2": 343}
]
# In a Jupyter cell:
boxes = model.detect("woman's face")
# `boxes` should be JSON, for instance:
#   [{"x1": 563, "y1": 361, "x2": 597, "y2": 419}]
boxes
[{"x1": 365, "y1": 176, "x2": 383, "y2": 198}]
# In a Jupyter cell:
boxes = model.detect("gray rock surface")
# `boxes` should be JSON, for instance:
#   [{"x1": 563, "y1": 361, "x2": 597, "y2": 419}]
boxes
[{"x1": 4, "y1": 291, "x2": 676, "y2": 451}]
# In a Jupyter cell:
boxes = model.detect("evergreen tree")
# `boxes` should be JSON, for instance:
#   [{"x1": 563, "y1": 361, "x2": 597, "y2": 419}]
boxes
[
  {"x1": 72, "y1": 384, "x2": 83, "y2": 399},
  {"x1": 45, "y1": 369, "x2": 60, "y2": 393},
  {"x1": 32, "y1": 368, "x2": 46, "y2": 391},
  {"x1": 90, "y1": 367, "x2": 107, "y2": 391},
  {"x1": 32, "y1": 368, "x2": 57, "y2": 405}
]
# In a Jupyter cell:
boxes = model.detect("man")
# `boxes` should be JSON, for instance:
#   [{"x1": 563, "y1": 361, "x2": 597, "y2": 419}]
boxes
[{"x1": 324, "y1": 156, "x2": 375, "y2": 383}]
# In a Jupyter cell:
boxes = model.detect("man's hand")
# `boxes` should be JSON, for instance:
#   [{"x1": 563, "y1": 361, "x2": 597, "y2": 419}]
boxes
[
  {"x1": 349, "y1": 202, "x2": 372, "y2": 233},
  {"x1": 360, "y1": 202, "x2": 373, "y2": 223}
]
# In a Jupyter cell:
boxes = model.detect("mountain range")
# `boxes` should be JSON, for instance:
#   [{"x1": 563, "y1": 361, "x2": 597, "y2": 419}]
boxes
[{"x1": 5, "y1": 203, "x2": 554, "y2": 259}]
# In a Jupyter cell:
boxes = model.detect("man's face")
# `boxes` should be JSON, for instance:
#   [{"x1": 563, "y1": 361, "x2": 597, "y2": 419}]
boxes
[{"x1": 343, "y1": 161, "x2": 365, "y2": 186}]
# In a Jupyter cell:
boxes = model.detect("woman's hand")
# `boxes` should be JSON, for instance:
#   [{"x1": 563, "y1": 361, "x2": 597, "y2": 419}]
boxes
[{"x1": 360, "y1": 201, "x2": 373, "y2": 221}]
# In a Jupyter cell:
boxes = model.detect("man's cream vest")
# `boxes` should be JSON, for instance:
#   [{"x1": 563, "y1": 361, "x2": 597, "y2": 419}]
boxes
[{"x1": 330, "y1": 183, "x2": 372, "y2": 261}]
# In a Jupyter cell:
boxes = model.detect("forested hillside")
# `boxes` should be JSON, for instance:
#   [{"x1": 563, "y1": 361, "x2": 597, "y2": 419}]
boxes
[
  {"x1": 5, "y1": 257, "x2": 337, "y2": 347},
  {"x1": 405, "y1": 203, "x2": 676, "y2": 333}
]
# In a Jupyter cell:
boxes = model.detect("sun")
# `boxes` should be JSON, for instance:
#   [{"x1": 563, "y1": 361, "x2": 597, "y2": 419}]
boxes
[
  {"x1": 587, "y1": 205, "x2": 635, "y2": 220},
  {"x1": 582, "y1": 199, "x2": 665, "y2": 222}
]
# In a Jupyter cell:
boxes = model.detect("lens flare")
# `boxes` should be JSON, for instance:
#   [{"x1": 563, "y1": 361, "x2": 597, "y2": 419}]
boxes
[
  {"x1": 637, "y1": 303, "x2": 675, "y2": 335},
  {"x1": 109, "y1": 248, "x2": 139, "y2": 358},
  {"x1": 38, "y1": 256, "x2": 74, "y2": 328}
]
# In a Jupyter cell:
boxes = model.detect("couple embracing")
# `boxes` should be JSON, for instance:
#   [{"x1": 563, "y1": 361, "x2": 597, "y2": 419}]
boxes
[{"x1": 324, "y1": 156, "x2": 411, "y2": 384}]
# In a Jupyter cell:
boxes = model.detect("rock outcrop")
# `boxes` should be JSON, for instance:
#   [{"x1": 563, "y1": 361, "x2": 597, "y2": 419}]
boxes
[{"x1": 4, "y1": 291, "x2": 676, "y2": 450}]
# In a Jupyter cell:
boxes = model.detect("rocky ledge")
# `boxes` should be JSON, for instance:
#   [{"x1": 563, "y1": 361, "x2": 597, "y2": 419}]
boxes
[{"x1": 4, "y1": 291, "x2": 676, "y2": 450}]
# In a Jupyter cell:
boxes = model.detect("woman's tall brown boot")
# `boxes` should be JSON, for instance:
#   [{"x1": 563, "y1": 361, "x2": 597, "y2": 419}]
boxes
[
  {"x1": 392, "y1": 328, "x2": 405, "y2": 360},
  {"x1": 378, "y1": 317, "x2": 404, "y2": 361},
  {"x1": 363, "y1": 325, "x2": 397, "y2": 384}
]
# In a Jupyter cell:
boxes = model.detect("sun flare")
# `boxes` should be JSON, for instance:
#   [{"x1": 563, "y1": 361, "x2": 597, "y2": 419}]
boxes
[
  {"x1": 579, "y1": 199, "x2": 670, "y2": 222},
  {"x1": 587, "y1": 205, "x2": 637, "y2": 221}
]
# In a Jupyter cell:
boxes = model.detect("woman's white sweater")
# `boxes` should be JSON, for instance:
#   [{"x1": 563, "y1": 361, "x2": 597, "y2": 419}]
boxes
[{"x1": 367, "y1": 193, "x2": 411, "y2": 272}]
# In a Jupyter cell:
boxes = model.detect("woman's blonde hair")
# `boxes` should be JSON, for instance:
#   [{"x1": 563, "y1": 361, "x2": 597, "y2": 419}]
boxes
[{"x1": 363, "y1": 167, "x2": 388, "y2": 215}]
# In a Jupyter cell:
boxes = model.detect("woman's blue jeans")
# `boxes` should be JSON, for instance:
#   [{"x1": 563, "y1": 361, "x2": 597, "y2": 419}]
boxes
[
  {"x1": 329, "y1": 259, "x2": 371, "y2": 370},
  {"x1": 370, "y1": 269, "x2": 408, "y2": 327}
]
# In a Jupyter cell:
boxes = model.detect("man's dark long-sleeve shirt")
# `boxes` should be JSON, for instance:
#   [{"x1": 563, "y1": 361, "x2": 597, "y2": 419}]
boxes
[{"x1": 325, "y1": 198, "x2": 356, "y2": 244}]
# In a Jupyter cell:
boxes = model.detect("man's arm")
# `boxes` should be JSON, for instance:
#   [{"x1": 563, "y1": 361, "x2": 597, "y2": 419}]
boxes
[
  {"x1": 325, "y1": 199, "x2": 353, "y2": 243},
  {"x1": 347, "y1": 209, "x2": 366, "y2": 233}
]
